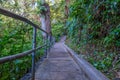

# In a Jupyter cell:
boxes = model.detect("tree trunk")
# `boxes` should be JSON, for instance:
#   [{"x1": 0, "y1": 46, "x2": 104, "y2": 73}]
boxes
[
  {"x1": 40, "y1": 0, "x2": 51, "y2": 39},
  {"x1": 65, "y1": 0, "x2": 70, "y2": 18},
  {"x1": 64, "y1": 0, "x2": 70, "y2": 35}
]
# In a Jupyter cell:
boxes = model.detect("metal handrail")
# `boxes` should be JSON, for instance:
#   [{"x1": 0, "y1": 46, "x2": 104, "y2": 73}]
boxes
[
  {"x1": 0, "y1": 8, "x2": 54, "y2": 80},
  {"x1": 0, "y1": 8, "x2": 48, "y2": 34},
  {"x1": 0, "y1": 44, "x2": 46, "y2": 64}
]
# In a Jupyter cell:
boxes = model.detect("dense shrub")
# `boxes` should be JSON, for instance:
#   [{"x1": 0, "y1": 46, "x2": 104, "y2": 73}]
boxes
[{"x1": 66, "y1": 0, "x2": 120, "y2": 79}]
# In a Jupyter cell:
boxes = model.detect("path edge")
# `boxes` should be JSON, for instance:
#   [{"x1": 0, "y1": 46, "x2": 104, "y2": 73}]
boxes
[{"x1": 63, "y1": 43, "x2": 110, "y2": 80}]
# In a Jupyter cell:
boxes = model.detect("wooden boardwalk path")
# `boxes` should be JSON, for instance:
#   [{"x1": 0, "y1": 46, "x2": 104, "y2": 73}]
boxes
[{"x1": 34, "y1": 41, "x2": 89, "y2": 80}]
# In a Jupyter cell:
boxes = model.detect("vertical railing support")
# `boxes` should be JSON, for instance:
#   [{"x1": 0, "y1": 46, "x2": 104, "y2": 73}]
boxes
[
  {"x1": 48, "y1": 35, "x2": 51, "y2": 51},
  {"x1": 44, "y1": 34, "x2": 48, "y2": 58},
  {"x1": 43, "y1": 33, "x2": 48, "y2": 58},
  {"x1": 31, "y1": 27, "x2": 37, "y2": 80}
]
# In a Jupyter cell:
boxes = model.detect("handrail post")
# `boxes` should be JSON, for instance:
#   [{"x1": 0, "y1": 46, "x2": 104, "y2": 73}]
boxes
[
  {"x1": 53, "y1": 37, "x2": 55, "y2": 45},
  {"x1": 48, "y1": 35, "x2": 51, "y2": 51},
  {"x1": 44, "y1": 34, "x2": 48, "y2": 58},
  {"x1": 31, "y1": 27, "x2": 37, "y2": 80}
]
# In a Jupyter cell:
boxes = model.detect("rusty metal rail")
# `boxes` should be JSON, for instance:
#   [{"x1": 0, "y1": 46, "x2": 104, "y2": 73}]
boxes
[{"x1": 0, "y1": 8, "x2": 55, "y2": 80}]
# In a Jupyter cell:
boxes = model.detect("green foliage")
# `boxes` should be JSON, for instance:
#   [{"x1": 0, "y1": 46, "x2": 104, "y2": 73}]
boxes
[
  {"x1": 88, "y1": 51, "x2": 113, "y2": 71},
  {"x1": 0, "y1": 1, "x2": 45, "y2": 79},
  {"x1": 52, "y1": 23, "x2": 64, "y2": 41},
  {"x1": 36, "y1": 0, "x2": 47, "y2": 14},
  {"x1": 104, "y1": 24, "x2": 120, "y2": 47},
  {"x1": 0, "y1": 57, "x2": 32, "y2": 80},
  {"x1": 66, "y1": 0, "x2": 120, "y2": 79},
  {"x1": 0, "y1": 15, "x2": 45, "y2": 79},
  {"x1": 49, "y1": 0, "x2": 65, "y2": 41},
  {"x1": 0, "y1": 0, "x2": 65, "y2": 79}
]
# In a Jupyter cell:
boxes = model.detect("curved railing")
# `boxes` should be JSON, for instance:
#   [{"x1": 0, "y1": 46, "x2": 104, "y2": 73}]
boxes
[{"x1": 0, "y1": 8, "x2": 55, "y2": 80}]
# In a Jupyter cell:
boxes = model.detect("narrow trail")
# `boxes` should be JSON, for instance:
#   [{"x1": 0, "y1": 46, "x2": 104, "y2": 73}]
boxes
[{"x1": 34, "y1": 37, "x2": 88, "y2": 80}]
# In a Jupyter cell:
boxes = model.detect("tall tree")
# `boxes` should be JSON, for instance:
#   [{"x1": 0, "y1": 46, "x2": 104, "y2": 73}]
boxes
[
  {"x1": 65, "y1": 0, "x2": 70, "y2": 18},
  {"x1": 40, "y1": 0, "x2": 52, "y2": 38}
]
